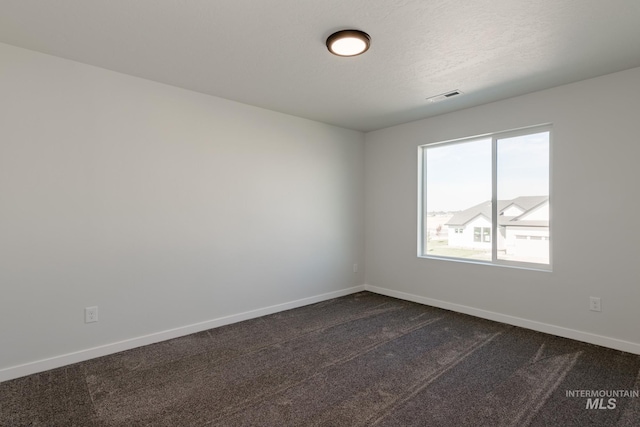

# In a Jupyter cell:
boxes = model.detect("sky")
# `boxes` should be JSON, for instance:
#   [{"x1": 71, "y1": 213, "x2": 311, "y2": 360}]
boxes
[{"x1": 424, "y1": 131, "x2": 549, "y2": 212}]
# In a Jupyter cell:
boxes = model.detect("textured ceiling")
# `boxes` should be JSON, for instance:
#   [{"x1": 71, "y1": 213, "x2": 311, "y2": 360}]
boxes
[{"x1": 1, "y1": 0, "x2": 639, "y2": 132}]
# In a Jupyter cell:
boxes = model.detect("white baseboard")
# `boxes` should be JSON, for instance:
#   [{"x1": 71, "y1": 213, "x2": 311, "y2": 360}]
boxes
[
  {"x1": 5, "y1": 283, "x2": 636, "y2": 383},
  {"x1": 0, "y1": 285, "x2": 366, "y2": 383},
  {"x1": 364, "y1": 284, "x2": 640, "y2": 355}
]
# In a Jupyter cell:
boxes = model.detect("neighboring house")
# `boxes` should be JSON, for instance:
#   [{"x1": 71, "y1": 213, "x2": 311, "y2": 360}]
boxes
[{"x1": 446, "y1": 196, "x2": 549, "y2": 259}]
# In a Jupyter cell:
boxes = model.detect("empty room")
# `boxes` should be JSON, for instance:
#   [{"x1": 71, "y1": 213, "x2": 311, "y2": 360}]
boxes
[{"x1": 1, "y1": 1, "x2": 639, "y2": 426}]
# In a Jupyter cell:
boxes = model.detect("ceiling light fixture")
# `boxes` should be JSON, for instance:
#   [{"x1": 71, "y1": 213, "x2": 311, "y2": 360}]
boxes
[{"x1": 326, "y1": 30, "x2": 371, "y2": 57}]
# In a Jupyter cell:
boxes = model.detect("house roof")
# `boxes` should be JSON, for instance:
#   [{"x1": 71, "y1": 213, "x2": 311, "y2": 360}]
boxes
[
  {"x1": 446, "y1": 196, "x2": 548, "y2": 227},
  {"x1": 504, "y1": 220, "x2": 549, "y2": 227},
  {"x1": 503, "y1": 196, "x2": 548, "y2": 213}
]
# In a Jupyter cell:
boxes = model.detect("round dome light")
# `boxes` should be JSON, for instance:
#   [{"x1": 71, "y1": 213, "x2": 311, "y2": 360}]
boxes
[{"x1": 326, "y1": 30, "x2": 371, "y2": 57}]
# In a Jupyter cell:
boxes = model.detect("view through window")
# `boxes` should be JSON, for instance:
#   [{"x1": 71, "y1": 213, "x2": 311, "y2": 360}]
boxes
[{"x1": 420, "y1": 126, "x2": 550, "y2": 268}]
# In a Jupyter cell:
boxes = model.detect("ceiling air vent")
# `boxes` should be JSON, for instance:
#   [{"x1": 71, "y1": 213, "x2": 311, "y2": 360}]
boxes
[{"x1": 426, "y1": 90, "x2": 463, "y2": 103}]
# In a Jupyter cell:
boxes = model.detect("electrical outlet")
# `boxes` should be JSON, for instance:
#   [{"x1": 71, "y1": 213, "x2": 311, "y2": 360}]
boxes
[
  {"x1": 589, "y1": 297, "x2": 601, "y2": 312},
  {"x1": 85, "y1": 306, "x2": 98, "y2": 323},
  {"x1": 353, "y1": 263, "x2": 358, "y2": 273}
]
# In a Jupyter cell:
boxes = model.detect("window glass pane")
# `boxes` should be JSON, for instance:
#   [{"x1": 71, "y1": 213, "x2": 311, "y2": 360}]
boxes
[
  {"x1": 496, "y1": 131, "x2": 550, "y2": 264},
  {"x1": 424, "y1": 139, "x2": 491, "y2": 260}
]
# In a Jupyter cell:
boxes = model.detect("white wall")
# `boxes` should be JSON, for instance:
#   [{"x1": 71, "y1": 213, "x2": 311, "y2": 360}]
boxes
[
  {"x1": 365, "y1": 67, "x2": 640, "y2": 352},
  {"x1": 2, "y1": 40, "x2": 639, "y2": 382},
  {"x1": 0, "y1": 42, "x2": 365, "y2": 377}
]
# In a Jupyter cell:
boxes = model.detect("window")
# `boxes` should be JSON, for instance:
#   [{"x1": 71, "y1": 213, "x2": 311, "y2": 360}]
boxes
[
  {"x1": 419, "y1": 125, "x2": 551, "y2": 269},
  {"x1": 473, "y1": 227, "x2": 491, "y2": 242}
]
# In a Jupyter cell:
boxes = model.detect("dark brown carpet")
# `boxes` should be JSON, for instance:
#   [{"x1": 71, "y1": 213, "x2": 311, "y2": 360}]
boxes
[{"x1": 1, "y1": 291, "x2": 639, "y2": 426}]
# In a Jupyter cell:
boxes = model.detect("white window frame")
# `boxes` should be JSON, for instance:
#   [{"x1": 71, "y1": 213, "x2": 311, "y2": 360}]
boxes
[{"x1": 417, "y1": 124, "x2": 552, "y2": 271}]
